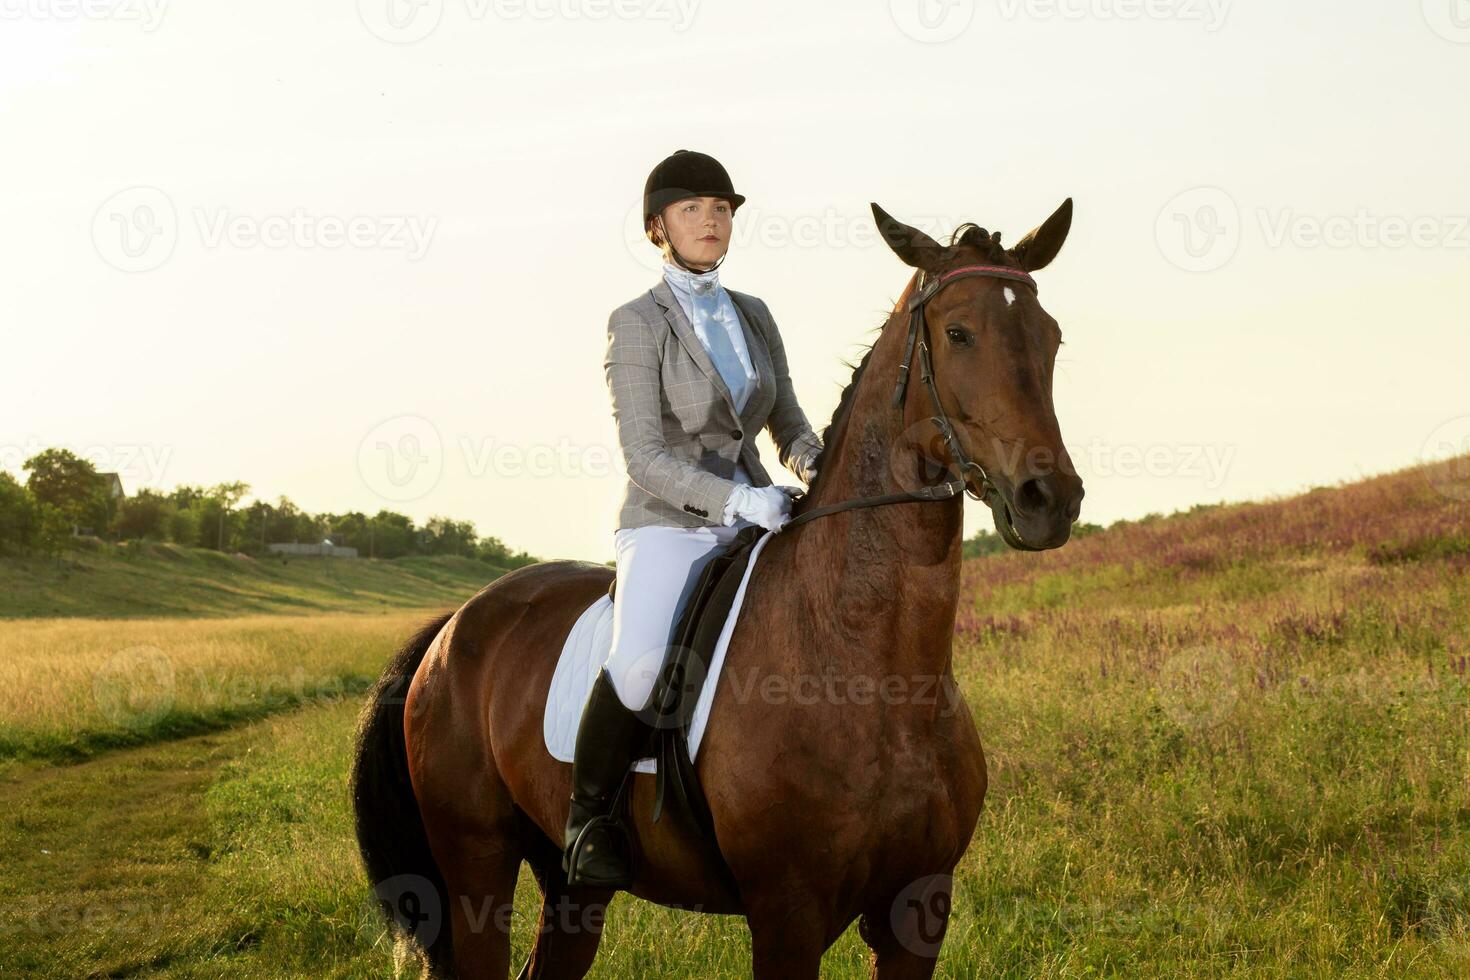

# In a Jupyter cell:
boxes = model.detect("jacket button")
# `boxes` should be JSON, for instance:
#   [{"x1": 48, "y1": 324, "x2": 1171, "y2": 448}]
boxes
[{"x1": 731, "y1": 429, "x2": 743, "y2": 440}]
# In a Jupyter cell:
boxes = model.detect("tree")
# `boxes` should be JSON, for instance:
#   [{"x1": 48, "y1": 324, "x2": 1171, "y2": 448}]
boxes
[
  {"x1": 168, "y1": 485, "x2": 208, "y2": 509},
  {"x1": 963, "y1": 520, "x2": 1106, "y2": 559},
  {"x1": 198, "y1": 481, "x2": 250, "y2": 551},
  {"x1": 421, "y1": 516, "x2": 477, "y2": 557},
  {"x1": 961, "y1": 528, "x2": 1008, "y2": 560},
  {"x1": 34, "y1": 501, "x2": 73, "y2": 559},
  {"x1": 115, "y1": 488, "x2": 172, "y2": 541},
  {"x1": 0, "y1": 471, "x2": 38, "y2": 553},
  {"x1": 367, "y1": 510, "x2": 415, "y2": 559},
  {"x1": 325, "y1": 511, "x2": 370, "y2": 554},
  {"x1": 476, "y1": 534, "x2": 536, "y2": 570},
  {"x1": 238, "y1": 495, "x2": 320, "y2": 551},
  {"x1": 23, "y1": 449, "x2": 109, "y2": 534},
  {"x1": 167, "y1": 506, "x2": 200, "y2": 546}
]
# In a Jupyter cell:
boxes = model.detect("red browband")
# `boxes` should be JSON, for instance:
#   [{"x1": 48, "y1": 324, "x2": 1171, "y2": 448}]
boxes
[{"x1": 935, "y1": 264, "x2": 1037, "y2": 289}]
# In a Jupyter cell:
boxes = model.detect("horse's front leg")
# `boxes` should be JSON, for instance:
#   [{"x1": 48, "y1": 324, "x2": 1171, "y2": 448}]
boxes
[
  {"x1": 745, "y1": 892, "x2": 832, "y2": 980},
  {"x1": 858, "y1": 873, "x2": 953, "y2": 979}
]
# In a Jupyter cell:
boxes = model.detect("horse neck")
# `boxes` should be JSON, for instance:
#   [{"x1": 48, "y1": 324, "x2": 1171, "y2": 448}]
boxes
[{"x1": 786, "y1": 272, "x2": 966, "y2": 677}]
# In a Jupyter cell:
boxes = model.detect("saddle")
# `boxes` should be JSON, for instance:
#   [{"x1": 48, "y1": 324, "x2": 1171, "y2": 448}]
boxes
[{"x1": 604, "y1": 523, "x2": 767, "y2": 884}]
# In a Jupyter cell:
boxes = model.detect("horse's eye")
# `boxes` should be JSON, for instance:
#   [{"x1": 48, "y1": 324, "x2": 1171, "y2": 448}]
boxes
[{"x1": 945, "y1": 326, "x2": 972, "y2": 347}]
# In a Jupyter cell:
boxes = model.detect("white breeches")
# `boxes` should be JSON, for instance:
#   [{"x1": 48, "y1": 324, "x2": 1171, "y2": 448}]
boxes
[{"x1": 604, "y1": 465, "x2": 755, "y2": 710}]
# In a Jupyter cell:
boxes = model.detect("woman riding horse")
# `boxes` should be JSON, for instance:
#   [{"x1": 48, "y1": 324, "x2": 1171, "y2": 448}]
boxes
[
  {"x1": 563, "y1": 149, "x2": 826, "y2": 889},
  {"x1": 352, "y1": 171, "x2": 1084, "y2": 977}
]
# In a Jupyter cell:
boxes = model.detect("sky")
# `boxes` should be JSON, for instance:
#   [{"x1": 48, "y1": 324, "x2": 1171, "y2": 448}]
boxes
[{"x1": 2, "y1": 1, "x2": 1467, "y2": 564}]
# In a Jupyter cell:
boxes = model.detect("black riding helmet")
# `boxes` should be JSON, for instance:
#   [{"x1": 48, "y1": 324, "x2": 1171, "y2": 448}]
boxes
[{"x1": 644, "y1": 149, "x2": 746, "y2": 273}]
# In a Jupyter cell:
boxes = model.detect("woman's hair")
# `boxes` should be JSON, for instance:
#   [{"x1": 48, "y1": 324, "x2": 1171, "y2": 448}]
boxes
[{"x1": 646, "y1": 212, "x2": 675, "y2": 262}]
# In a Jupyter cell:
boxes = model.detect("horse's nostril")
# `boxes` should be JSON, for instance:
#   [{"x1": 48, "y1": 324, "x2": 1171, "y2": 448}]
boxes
[
  {"x1": 1016, "y1": 477, "x2": 1053, "y2": 514},
  {"x1": 1065, "y1": 496, "x2": 1082, "y2": 523}
]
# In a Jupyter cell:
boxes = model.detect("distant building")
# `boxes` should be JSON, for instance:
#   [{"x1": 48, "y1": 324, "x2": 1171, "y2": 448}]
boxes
[
  {"x1": 73, "y1": 472, "x2": 127, "y2": 536},
  {"x1": 267, "y1": 541, "x2": 359, "y2": 558},
  {"x1": 96, "y1": 472, "x2": 126, "y2": 502}
]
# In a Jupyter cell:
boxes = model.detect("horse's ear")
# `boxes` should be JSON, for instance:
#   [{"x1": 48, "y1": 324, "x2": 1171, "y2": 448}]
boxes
[
  {"x1": 1011, "y1": 198, "x2": 1073, "y2": 272},
  {"x1": 871, "y1": 202, "x2": 945, "y2": 272}
]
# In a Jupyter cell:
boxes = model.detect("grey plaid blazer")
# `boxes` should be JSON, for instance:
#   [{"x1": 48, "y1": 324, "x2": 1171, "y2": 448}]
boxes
[{"x1": 606, "y1": 277, "x2": 824, "y2": 530}]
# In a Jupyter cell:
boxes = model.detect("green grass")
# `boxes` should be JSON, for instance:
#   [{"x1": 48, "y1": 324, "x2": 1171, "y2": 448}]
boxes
[
  {"x1": 0, "y1": 723, "x2": 263, "y2": 977},
  {"x1": 2, "y1": 456, "x2": 1468, "y2": 976},
  {"x1": 4, "y1": 594, "x2": 1464, "y2": 977},
  {"x1": 0, "y1": 539, "x2": 503, "y2": 619}
]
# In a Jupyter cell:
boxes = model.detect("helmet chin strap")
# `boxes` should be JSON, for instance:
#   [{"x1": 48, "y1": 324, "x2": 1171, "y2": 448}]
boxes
[{"x1": 655, "y1": 216, "x2": 728, "y2": 274}]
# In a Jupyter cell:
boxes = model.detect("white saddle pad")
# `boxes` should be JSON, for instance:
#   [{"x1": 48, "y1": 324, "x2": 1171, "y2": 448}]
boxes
[{"x1": 544, "y1": 529, "x2": 775, "y2": 773}]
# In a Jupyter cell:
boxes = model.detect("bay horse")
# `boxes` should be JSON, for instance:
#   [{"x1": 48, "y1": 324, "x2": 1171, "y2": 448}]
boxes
[{"x1": 351, "y1": 199, "x2": 1084, "y2": 978}]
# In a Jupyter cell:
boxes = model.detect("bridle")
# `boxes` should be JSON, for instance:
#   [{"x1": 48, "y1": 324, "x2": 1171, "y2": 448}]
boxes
[{"x1": 784, "y1": 263, "x2": 1045, "y2": 552}]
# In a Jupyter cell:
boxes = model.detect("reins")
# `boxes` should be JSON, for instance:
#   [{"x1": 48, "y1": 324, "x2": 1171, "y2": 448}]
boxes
[{"x1": 782, "y1": 263, "x2": 1044, "y2": 552}]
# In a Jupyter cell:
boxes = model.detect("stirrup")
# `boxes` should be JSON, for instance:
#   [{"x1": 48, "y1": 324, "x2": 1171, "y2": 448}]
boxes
[{"x1": 563, "y1": 811, "x2": 632, "y2": 888}]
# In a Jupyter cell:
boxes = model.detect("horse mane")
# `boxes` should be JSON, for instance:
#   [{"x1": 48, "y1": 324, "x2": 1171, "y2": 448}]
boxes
[
  {"x1": 803, "y1": 222, "x2": 1013, "y2": 501},
  {"x1": 805, "y1": 337, "x2": 877, "y2": 500},
  {"x1": 950, "y1": 223, "x2": 1009, "y2": 262}
]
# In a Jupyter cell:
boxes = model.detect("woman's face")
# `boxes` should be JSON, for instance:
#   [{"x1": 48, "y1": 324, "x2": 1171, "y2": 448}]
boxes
[{"x1": 654, "y1": 196, "x2": 733, "y2": 270}]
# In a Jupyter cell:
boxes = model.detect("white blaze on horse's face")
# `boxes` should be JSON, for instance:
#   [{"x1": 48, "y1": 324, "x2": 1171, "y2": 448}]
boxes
[{"x1": 1003, "y1": 287, "x2": 1016, "y2": 307}]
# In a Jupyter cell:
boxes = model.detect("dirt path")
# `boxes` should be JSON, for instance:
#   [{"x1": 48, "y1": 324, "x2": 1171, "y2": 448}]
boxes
[{"x1": 0, "y1": 725, "x2": 268, "y2": 977}]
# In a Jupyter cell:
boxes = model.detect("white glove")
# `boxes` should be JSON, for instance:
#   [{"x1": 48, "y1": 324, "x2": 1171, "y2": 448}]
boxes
[
  {"x1": 722, "y1": 484, "x2": 792, "y2": 532},
  {"x1": 794, "y1": 445, "x2": 821, "y2": 486}
]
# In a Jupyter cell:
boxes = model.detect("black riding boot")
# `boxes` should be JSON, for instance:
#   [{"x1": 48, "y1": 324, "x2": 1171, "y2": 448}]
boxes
[{"x1": 562, "y1": 668, "x2": 650, "y2": 889}]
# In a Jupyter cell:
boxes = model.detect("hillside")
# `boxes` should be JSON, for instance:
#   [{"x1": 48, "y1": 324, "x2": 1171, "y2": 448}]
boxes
[
  {"x1": 935, "y1": 454, "x2": 1469, "y2": 973},
  {"x1": 0, "y1": 540, "x2": 513, "y2": 618},
  {"x1": 960, "y1": 452, "x2": 1470, "y2": 617}
]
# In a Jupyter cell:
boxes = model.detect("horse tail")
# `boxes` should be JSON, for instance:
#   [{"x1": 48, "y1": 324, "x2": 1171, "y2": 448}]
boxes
[{"x1": 350, "y1": 610, "x2": 457, "y2": 978}]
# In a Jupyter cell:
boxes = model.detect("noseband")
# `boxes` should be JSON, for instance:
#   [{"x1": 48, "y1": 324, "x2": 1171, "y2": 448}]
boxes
[{"x1": 785, "y1": 263, "x2": 1044, "y2": 552}]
